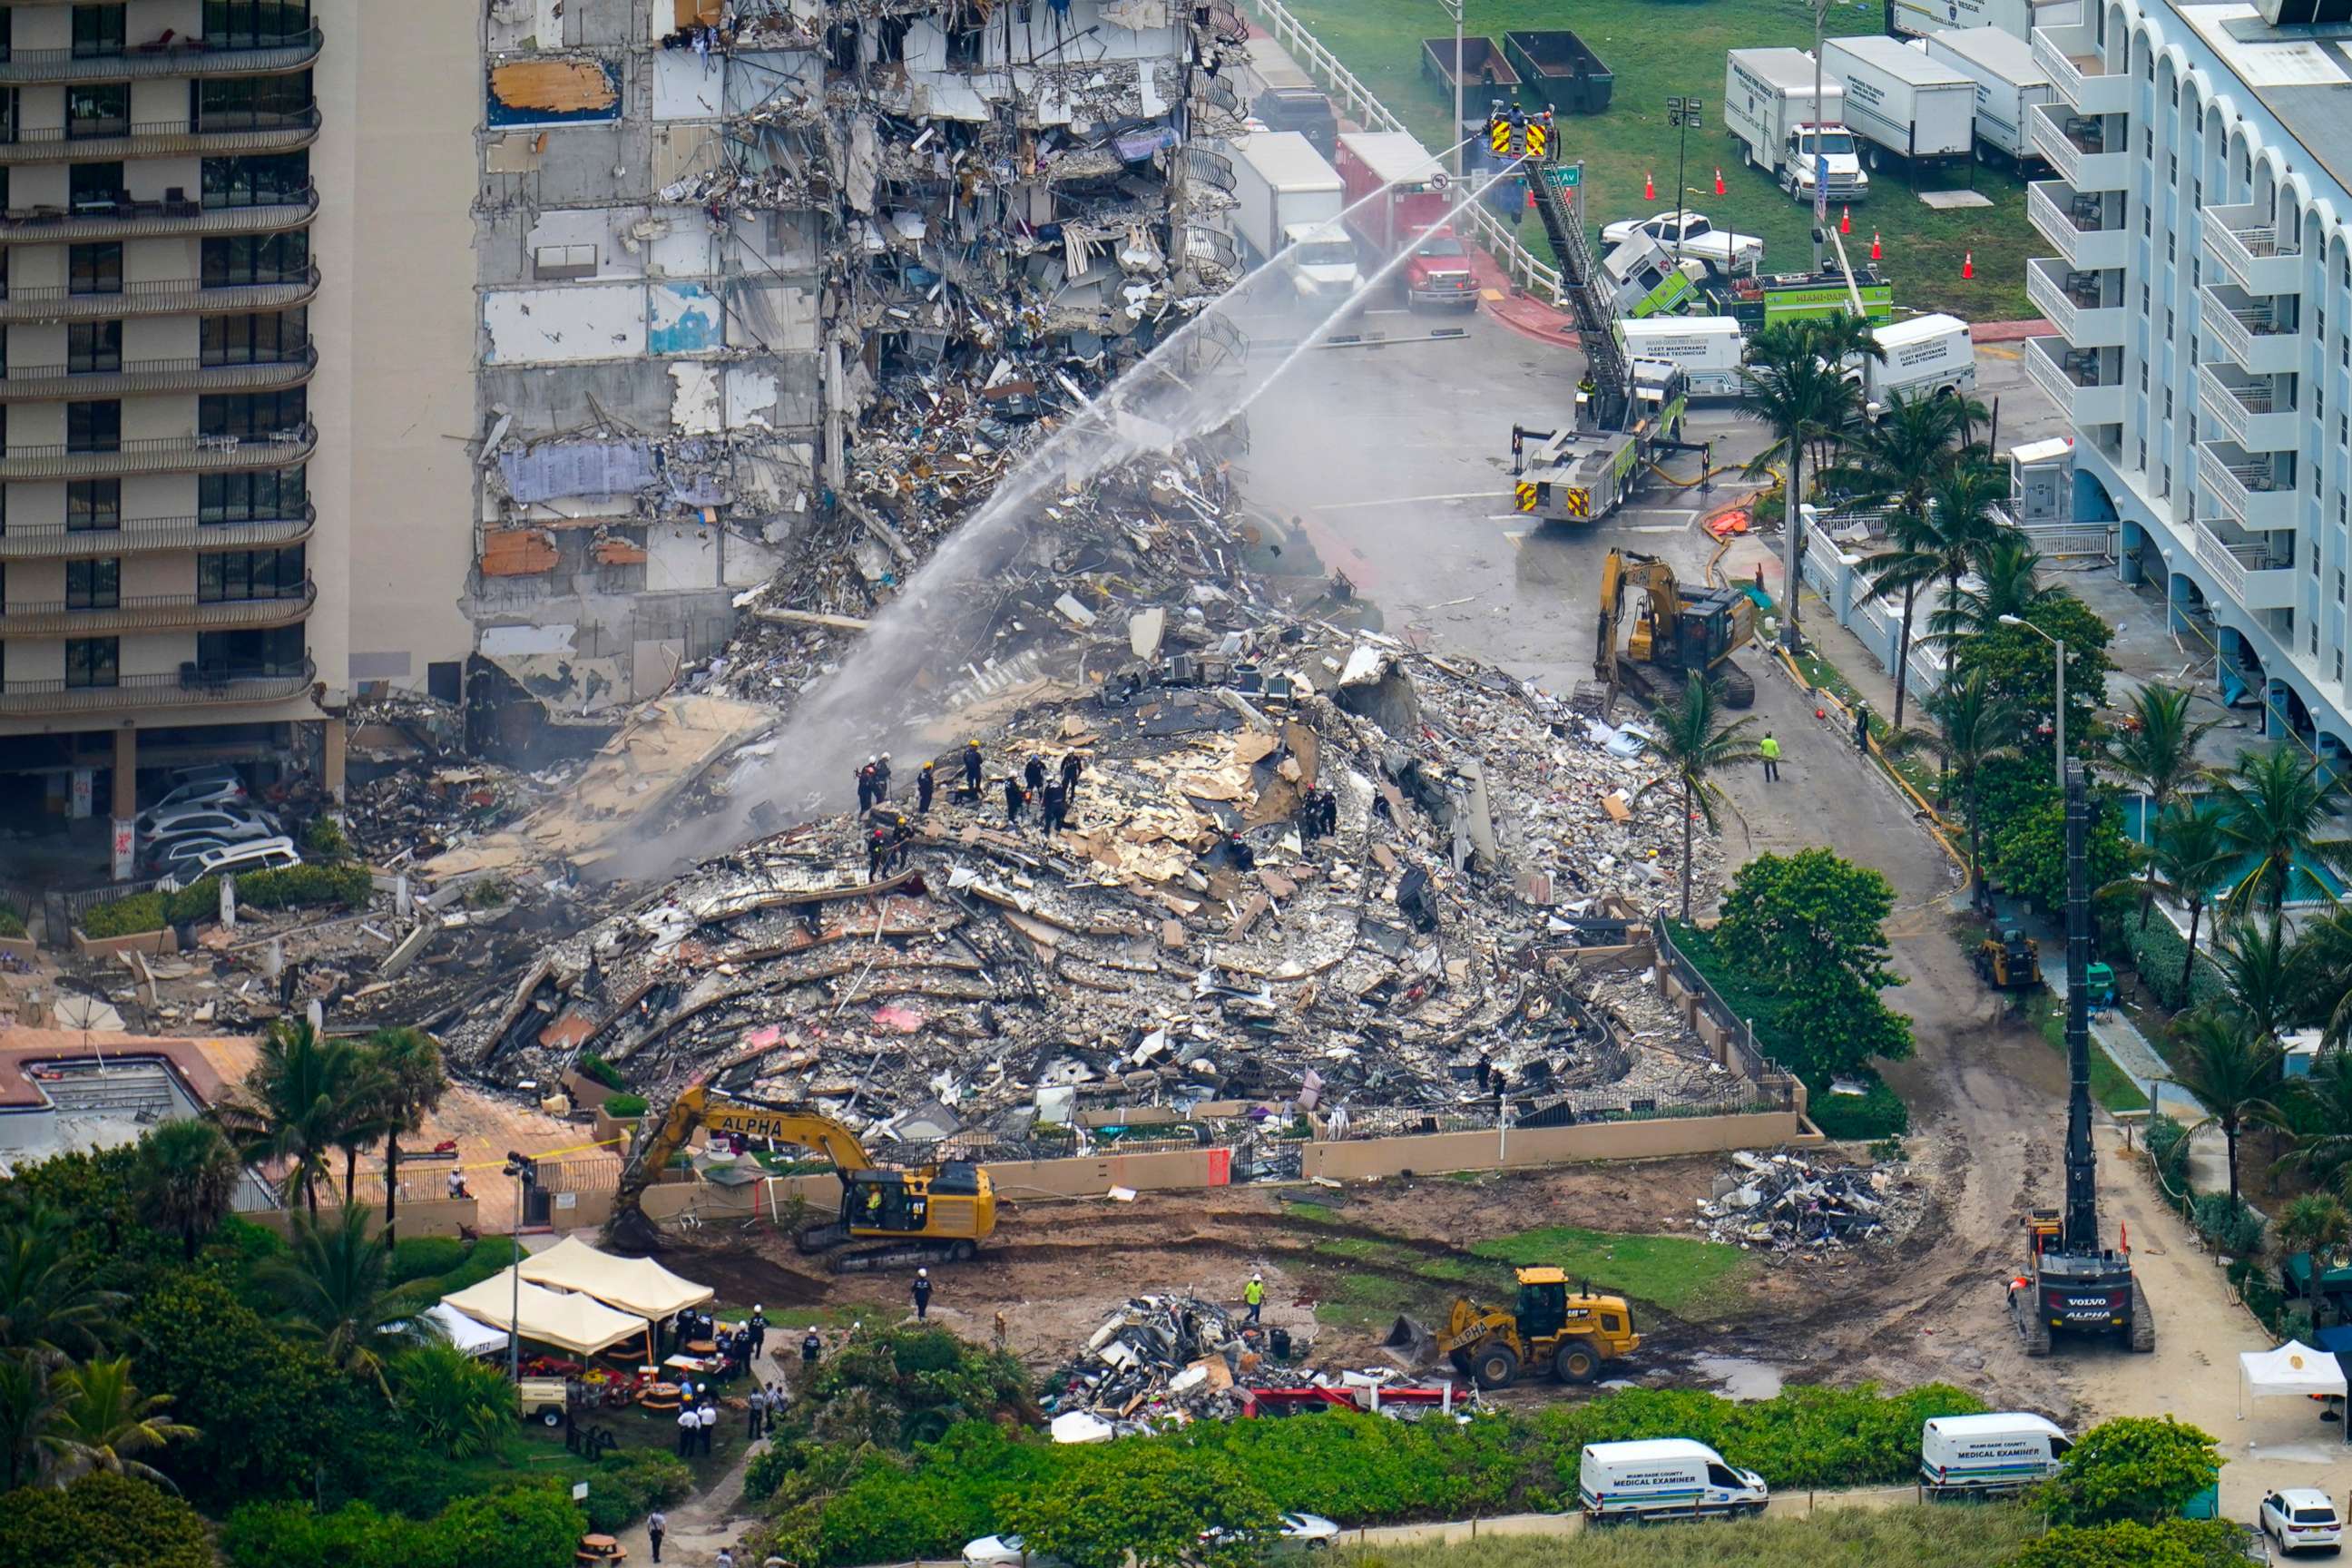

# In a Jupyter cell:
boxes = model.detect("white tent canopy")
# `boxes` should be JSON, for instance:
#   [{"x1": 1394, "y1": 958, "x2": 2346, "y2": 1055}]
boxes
[
  {"x1": 515, "y1": 1236, "x2": 715, "y2": 1321},
  {"x1": 422, "y1": 1302, "x2": 509, "y2": 1358},
  {"x1": 2239, "y1": 1340, "x2": 2348, "y2": 1416},
  {"x1": 440, "y1": 1269, "x2": 651, "y2": 1357}
]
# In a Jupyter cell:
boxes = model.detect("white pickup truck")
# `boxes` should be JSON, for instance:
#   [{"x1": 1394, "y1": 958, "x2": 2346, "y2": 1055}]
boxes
[{"x1": 1598, "y1": 212, "x2": 1763, "y2": 278}]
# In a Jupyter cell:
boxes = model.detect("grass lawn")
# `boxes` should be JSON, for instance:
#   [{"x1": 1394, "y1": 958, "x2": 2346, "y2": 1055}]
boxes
[
  {"x1": 2024, "y1": 988, "x2": 2151, "y2": 1113},
  {"x1": 1269, "y1": 0, "x2": 2039, "y2": 320},
  {"x1": 1341, "y1": 1501, "x2": 2041, "y2": 1567}
]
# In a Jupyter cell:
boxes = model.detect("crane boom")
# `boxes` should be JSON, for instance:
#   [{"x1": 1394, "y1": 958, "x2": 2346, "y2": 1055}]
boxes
[
  {"x1": 1515, "y1": 118, "x2": 1628, "y2": 427},
  {"x1": 612, "y1": 1084, "x2": 874, "y2": 1220}
]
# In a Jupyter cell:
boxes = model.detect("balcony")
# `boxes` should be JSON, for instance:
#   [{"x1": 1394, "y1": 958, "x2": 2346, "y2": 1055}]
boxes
[
  {"x1": 2200, "y1": 282, "x2": 2302, "y2": 375},
  {"x1": 0, "y1": 107, "x2": 320, "y2": 163},
  {"x1": 0, "y1": 346, "x2": 316, "y2": 401},
  {"x1": 0, "y1": 507, "x2": 314, "y2": 560},
  {"x1": 0, "y1": 578, "x2": 312, "y2": 636},
  {"x1": 2026, "y1": 259, "x2": 2126, "y2": 347},
  {"x1": 0, "y1": 424, "x2": 315, "y2": 480},
  {"x1": 2193, "y1": 516, "x2": 2298, "y2": 611},
  {"x1": 2027, "y1": 181, "x2": 2129, "y2": 270},
  {"x1": 2027, "y1": 103, "x2": 2130, "y2": 191},
  {"x1": 0, "y1": 658, "x2": 314, "y2": 720},
  {"x1": 2199, "y1": 437, "x2": 2300, "y2": 530},
  {"x1": 2200, "y1": 201, "x2": 2304, "y2": 296},
  {"x1": 2024, "y1": 336, "x2": 2126, "y2": 425},
  {"x1": 0, "y1": 27, "x2": 323, "y2": 84},
  {"x1": 0, "y1": 268, "x2": 319, "y2": 323},
  {"x1": 2033, "y1": 22, "x2": 2132, "y2": 116},
  {"x1": 2197, "y1": 362, "x2": 2299, "y2": 452},
  {"x1": 0, "y1": 186, "x2": 315, "y2": 244}
]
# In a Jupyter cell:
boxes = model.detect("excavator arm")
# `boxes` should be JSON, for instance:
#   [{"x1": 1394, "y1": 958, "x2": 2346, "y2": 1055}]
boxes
[{"x1": 609, "y1": 1084, "x2": 877, "y2": 1242}]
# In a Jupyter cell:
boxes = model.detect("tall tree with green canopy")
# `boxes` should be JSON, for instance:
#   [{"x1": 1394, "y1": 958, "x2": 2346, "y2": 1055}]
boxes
[
  {"x1": 2169, "y1": 1009, "x2": 2284, "y2": 1205},
  {"x1": 2210, "y1": 745, "x2": 2352, "y2": 917},
  {"x1": 134, "y1": 1118, "x2": 241, "y2": 1263},
  {"x1": 217, "y1": 1020, "x2": 390, "y2": 1217},
  {"x1": 2106, "y1": 685, "x2": 2220, "y2": 926},
  {"x1": 1841, "y1": 387, "x2": 1983, "y2": 726},
  {"x1": 1711, "y1": 847, "x2": 1912, "y2": 1080},
  {"x1": 40, "y1": 1357, "x2": 197, "y2": 1490},
  {"x1": 2141, "y1": 806, "x2": 2235, "y2": 996},
  {"x1": 0, "y1": 1207, "x2": 119, "y2": 1366},
  {"x1": 1740, "y1": 319, "x2": 1863, "y2": 645},
  {"x1": 360, "y1": 1027, "x2": 446, "y2": 1240},
  {"x1": 1908, "y1": 670, "x2": 2023, "y2": 911},
  {"x1": 258, "y1": 1201, "x2": 426, "y2": 1395},
  {"x1": 1632, "y1": 677, "x2": 1759, "y2": 922}
]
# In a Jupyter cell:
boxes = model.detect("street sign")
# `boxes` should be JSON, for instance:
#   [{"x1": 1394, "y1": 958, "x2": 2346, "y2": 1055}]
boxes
[{"x1": 1544, "y1": 164, "x2": 1581, "y2": 190}]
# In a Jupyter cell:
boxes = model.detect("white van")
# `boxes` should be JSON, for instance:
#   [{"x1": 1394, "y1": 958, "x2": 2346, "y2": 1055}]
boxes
[
  {"x1": 1847, "y1": 313, "x2": 1977, "y2": 420},
  {"x1": 1578, "y1": 1438, "x2": 1769, "y2": 1521},
  {"x1": 193, "y1": 837, "x2": 304, "y2": 877},
  {"x1": 1919, "y1": 1413, "x2": 2071, "y2": 1495},
  {"x1": 1619, "y1": 317, "x2": 1747, "y2": 398}
]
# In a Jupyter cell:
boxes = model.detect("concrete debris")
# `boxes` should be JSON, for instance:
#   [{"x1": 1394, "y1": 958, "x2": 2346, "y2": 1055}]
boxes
[{"x1": 1695, "y1": 1151, "x2": 1918, "y2": 1253}]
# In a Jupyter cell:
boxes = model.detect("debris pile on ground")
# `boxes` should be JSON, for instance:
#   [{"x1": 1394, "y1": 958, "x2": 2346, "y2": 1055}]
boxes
[{"x1": 1696, "y1": 1152, "x2": 1916, "y2": 1252}]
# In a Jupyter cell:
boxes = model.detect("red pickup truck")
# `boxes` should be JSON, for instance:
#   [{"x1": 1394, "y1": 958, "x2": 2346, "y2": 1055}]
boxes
[{"x1": 1334, "y1": 130, "x2": 1478, "y2": 309}]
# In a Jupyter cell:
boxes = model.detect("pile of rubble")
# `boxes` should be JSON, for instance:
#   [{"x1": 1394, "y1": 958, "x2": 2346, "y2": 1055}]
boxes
[{"x1": 1695, "y1": 1152, "x2": 1916, "y2": 1252}]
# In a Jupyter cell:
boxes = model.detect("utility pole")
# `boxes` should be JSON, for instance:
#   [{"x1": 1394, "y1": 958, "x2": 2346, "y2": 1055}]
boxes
[
  {"x1": 1666, "y1": 96, "x2": 1703, "y2": 270},
  {"x1": 1439, "y1": 0, "x2": 1466, "y2": 178},
  {"x1": 1810, "y1": 0, "x2": 1830, "y2": 271}
]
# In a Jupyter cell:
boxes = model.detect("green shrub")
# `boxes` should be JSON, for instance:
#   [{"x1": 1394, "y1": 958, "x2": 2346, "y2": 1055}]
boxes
[
  {"x1": 2005, "y1": 1517, "x2": 2259, "y2": 1567},
  {"x1": 581, "y1": 1450, "x2": 694, "y2": 1534},
  {"x1": 577, "y1": 1053, "x2": 625, "y2": 1091},
  {"x1": 2190, "y1": 1191, "x2": 2265, "y2": 1257},
  {"x1": 392, "y1": 1342, "x2": 514, "y2": 1458},
  {"x1": 2142, "y1": 1115, "x2": 2193, "y2": 1196},
  {"x1": 302, "y1": 815, "x2": 351, "y2": 861},
  {"x1": 2036, "y1": 1416, "x2": 2221, "y2": 1526},
  {"x1": 83, "y1": 861, "x2": 369, "y2": 937},
  {"x1": 1805, "y1": 1070, "x2": 1910, "y2": 1140},
  {"x1": 2122, "y1": 917, "x2": 2230, "y2": 1015},
  {"x1": 388, "y1": 1234, "x2": 469, "y2": 1287},
  {"x1": 224, "y1": 1482, "x2": 585, "y2": 1568},
  {"x1": 0, "y1": 1475, "x2": 214, "y2": 1568},
  {"x1": 0, "y1": 903, "x2": 24, "y2": 939},
  {"x1": 603, "y1": 1093, "x2": 649, "y2": 1120},
  {"x1": 80, "y1": 890, "x2": 168, "y2": 937},
  {"x1": 430, "y1": 1236, "x2": 525, "y2": 1297}
]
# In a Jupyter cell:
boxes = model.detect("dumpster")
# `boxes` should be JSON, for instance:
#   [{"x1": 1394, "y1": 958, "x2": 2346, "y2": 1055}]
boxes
[
  {"x1": 1421, "y1": 34, "x2": 1521, "y2": 97},
  {"x1": 1503, "y1": 28, "x2": 1614, "y2": 115}
]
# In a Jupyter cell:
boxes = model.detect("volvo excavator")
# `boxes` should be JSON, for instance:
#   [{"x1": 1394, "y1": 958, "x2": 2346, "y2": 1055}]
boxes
[
  {"x1": 1596, "y1": 549, "x2": 1756, "y2": 710},
  {"x1": 606, "y1": 1085, "x2": 995, "y2": 1270}
]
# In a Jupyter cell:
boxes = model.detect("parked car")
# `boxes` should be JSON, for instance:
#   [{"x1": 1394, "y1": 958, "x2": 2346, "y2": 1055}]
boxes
[
  {"x1": 193, "y1": 837, "x2": 303, "y2": 877},
  {"x1": 138, "y1": 803, "x2": 281, "y2": 844},
  {"x1": 1598, "y1": 211, "x2": 1763, "y2": 276},
  {"x1": 2261, "y1": 1488, "x2": 2343, "y2": 1554},
  {"x1": 145, "y1": 835, "x2": 240, "y2": 877},
  {"x1": 143, "y1": 775, "x2": 249, "y2": 816},
  {"x1": 961, "y1": 1534, "x2": 1064, "y2": 1568}
]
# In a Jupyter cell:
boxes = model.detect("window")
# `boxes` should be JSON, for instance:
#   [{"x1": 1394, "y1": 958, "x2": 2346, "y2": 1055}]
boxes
[
  {"x1": 201, "y1": 232, "x2": 308, "y2": 286},
  {"x1": 67, "y1": 242, "x2": 121, "y2": 296},
  {"x1": 67, "y1": 162, "x2": 122, "y2": 211},
  {"x1": 2340, "y1": 415, "x2": 2349, "y2": 446},
  {"x1": 2194, "y1": 178, "x2": 2202, "y2": 208},
  {"x1": 2165, "y1": 388, "x2": 2174, "y2": 420},
  {"x1": 65, "y1": 81, "x2": 127, "y2": 138},
  {"x1": 198, "y1": 622, "x2": 302, "y2": 675},
  {"x1": 2167, "y1": 309, "x2": 2175, "y2": 338},
  {"x1": 202, "y1": 0, "x2": 313, "y2": 49},
  {"x1": 2170, "y1": 153, "x2": 2179, "y2": 182},
  {"x1": 2161, "y1": 462, "x2": 2171, "y2": 495},
  {"x1": 64, "y1": 636, "x2": 117, "y2": 688},
  {"x1": 2144, "y1": 207, "x2": 2152, "y2": 236},
  {"x1": 200, "y1": 388, "x2": 305, "y2": 440},
  {"x1": 200, "y1": 152, "x2": 308, "y2": 210},
  {"x1": 2142, "y1": 283, "x2": 2151, "y2": 315},
  {"x1": 944, "y1": 15, "x2": 982, "y2": 67},
  {"x1": 200, "y1": 466, "x2": 305, "y2": 523},
  {"x1": 66, "y1": 320, "x2": 120, "y2": 374},
  {"x1": 2336, "y1": 570, "x2": 2344, "y2": 603},
  {"x1": 2338, "y1": 650, "x2": 2345, "y2": 681},
  {"x1": 202, "y1": 308, "x2": 306, "y2": 366},
  {"x1": 2141, "y1": 364, "x2": 2150, "y2": 393},
  {"x1": 197, "y1": 543, "x2": 304, "y2": 603},
  {"x1": 65, "y1": 400, "x2": 118, "y2": 453},
  {"x1": 197, "y1": 70, "x2": 314, "y2": 132},
  {"x1": 65, "y1": 479, "x2": 118, "y2": 533},
  {"x1": 64, "y1": 556, "x2": 118, "y2": 609},
  {"x1": 70, "y1": 5, "x2": 125, "y2": 58},
  {"x1": 2168, "y1": 234, "x2": 2176, "y2": 264},
  {"x1": 2138, "y1": 438, "x2": 2148, "y2": 470}
]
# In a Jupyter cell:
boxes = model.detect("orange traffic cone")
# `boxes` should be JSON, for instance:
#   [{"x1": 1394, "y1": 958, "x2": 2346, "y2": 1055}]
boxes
[
  {"x1": 1869, "y1": 230, "x2": 1882, "y2": 260},
  {"x1": 1839, "y1": 205, "x2": 1851, "y2": 235},
  {"x1": 1713, "y1": 167, "x2": 1726, "y2": 196},
  {"x1": 1962, "y1": 250, "x2": 1975, "y2": 279},
  {"x1": 1643, "y1": 170, "x2": 1656, "y2": 201}
]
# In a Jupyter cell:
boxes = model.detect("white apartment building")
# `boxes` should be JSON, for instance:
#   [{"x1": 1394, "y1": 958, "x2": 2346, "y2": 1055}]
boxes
[{"x1": 2027, "y1": 0, "x2": 2352, "y2": 766}]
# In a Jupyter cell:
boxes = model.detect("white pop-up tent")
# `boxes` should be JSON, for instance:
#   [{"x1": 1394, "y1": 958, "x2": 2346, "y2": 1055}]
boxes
[
  {"x1": 2239, "y1": 1340, "x2": 2348, "y2": 1417},
  {"x1": 422, "y1": 1302, "x2": 509, "y2": 1358},
  {"x1": 515, "y1": 1236, "x2": 715, "y2": 1322},
  {"x1": 440, "y1": 1269, "x2": 651, "y2": 1358}
]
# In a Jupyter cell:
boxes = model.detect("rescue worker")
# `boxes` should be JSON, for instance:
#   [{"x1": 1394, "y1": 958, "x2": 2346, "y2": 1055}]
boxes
[
  {"x1": 867, "y1": 825, "x2": 889, "y2": 880},
  {"x1": 888, "y1": 815, "x2": 914, "y2": 872},
  {"x1": 1318, "y1": 789, "x2": 1339, "y2": 839},
  {"x1": 675, "y1": 1403, "x2": 698, "y2": 1456},
  {"x1": 1040, "y1": 780, "x2": 1067, "y2": 836},
  {"x1": 647, "y1": 1510, "x2": 667, "y2": 1564},
  {"x1": 1854, "y1": 703, "x2": 1872, "y2": 756},
  {"x1": 872, "y1": 752, "x2": 892, "y2": 801},
  {"x1": 917, "y1": 760, "x2": 937, "y2": 815},
  {"x1": 749, "y1": 1304, "x2": 769, "y2": 1359},
  {"x1": 801, "y1": 1328, "x2": 822, "y2": 1380},
  {"x1": 1060, "y1": 750, "x2": 1083, "y2": 802},
  {"x1": 1760, "y1": 730, "x2": 1781, "y2": 782},
  {"x1": 911, "y1": 1268, "x2": 933, "y2": 1323},
  {"x1": 1003, "y1": 775, "x2": 1026, "y2": 828},
  {"x1": 1024, "y1": 754, "x2": 1046, "y2": 796},
  {"x1": 962, "y1": 739, "x2": 983, "y2": 797},
  {"x1": 856, "y1": 758, "x2": 877, "y2": 811},
  {"x1": 1243, "y1": 1273, "x2": 1266, "y2": 1325},
  {"x1": 747, "y1": 1383, "x2": 768, "y2": 1439},
  {"x1": 1223, "y1": 830, "x2": 1255, "y2": 872}
]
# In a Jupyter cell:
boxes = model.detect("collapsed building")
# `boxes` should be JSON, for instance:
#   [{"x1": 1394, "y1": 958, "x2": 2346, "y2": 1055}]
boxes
[{"x1": 463, "y1": 0, "x2": 1250, "y2": 749}]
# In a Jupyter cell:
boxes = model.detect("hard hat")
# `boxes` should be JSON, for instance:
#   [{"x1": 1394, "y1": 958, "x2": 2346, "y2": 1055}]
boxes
[
  {"x1": 923, "y1": 760, "x2": 936, "y2": 769},
  {"x1": 867, "y1": 754, "x2": 877, "y2": 765},
  {"x1": 1251, "y1": 1272, "x2": 1262, "y2": 1281},
  {"x1": 917, "y1": 1268, "x2": 929, "y2": 1278},
  {"x1": 879, "y1": 750, "x2": 890, "y2": 760},
  {"x1": 754, "y1": 1303, "x2": 762, "y2": 1312}
]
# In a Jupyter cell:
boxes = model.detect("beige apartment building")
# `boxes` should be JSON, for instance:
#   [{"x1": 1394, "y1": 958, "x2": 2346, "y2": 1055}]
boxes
[{"x1": 0, "y1": 0, "x2": 473, "y2": 867}]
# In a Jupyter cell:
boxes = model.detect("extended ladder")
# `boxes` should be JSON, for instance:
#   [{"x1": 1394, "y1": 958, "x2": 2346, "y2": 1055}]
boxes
[{"x1": 1523, "y1": 140, "x2": 1627, "y2": 428}]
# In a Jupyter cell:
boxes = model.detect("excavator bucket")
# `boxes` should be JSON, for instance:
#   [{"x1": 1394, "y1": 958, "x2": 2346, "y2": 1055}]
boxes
[{"x1": 1384, "y1": 1314, "x2": 1436, "y2": 1367}]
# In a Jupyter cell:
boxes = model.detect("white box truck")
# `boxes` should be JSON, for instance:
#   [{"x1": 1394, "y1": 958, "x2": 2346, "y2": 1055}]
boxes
[
  {"x1": 1923, "y1": 26, "x2": 2056, "y2": 166},
  {"x1": 1226, "y1": 132, "x2": 1361, "y2": 300},
  {"x1": 1887, "y1": 0, "x2": 2081, "y2": 44},
  {"x1": 1823, "y1": 35, "x2": 1976, "y2": 171},
  {"x1": 1848, "y1": 312, "x2": 1977, "y2": 417},
  {"x1": 1919, "y1": 1413, "x2": 2072, "y2": 1495},
  {"x1": 1724, "y1": 49, "x2": 1870, "y2": 204},
  {"x1": 1620, "y1": 317, "x2": 1747, "y2": 397},
  {"x1": 1579, "y1": 1439, "x2": 1769, "y2": 1522}
]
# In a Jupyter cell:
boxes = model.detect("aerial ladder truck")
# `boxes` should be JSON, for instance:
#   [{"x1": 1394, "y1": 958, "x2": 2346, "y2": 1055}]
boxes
[{"x1": 1499, "y1": 106, "x2": 1705, "y2": 524}]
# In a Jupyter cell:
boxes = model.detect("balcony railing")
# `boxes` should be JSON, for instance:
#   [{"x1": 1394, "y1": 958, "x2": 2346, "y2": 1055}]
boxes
[
  {"x1": 0, "y1": 186, "x2": 316, "y2": 243},
  {"x1": 0, "y1": 506, "x2": 314, "y2": 559},
  {"x1": 2199, "y1": 438, "x2": 2299, "y2": 528},
  {"x1": 0, "y1": 658, "x2": 314, "y2": 720},
  {"x1": 0, "y1": 577, "x2": 312, "y2": 636},
  {"x1": 2032, "y1": 22, "x2": 2130, "y2": 113},
  {"x1": 2192, "y1": 517, "x2": 2297, "y2": 610},
  {"x1": 2024, "y1": 335, "x2": 2125, "y2": 425},
  {"x1": 0, "y1": 106, "x2": 320, "y2": 162},
  {"x1": 2027, "y1": 102, "x2": 2128, "y2": 190},
  {"x1": 2026, "y1": 258, "x2": 2125, "y2": 347},
  {"x1": 2200, "y1": 201, "x2": 2304, "y2": 296},
  {"x1": 2196, "y1": 362, "x2": 2298, "y2": 452},
  {"x1": 2026, "y1": 180, "x2": 2128, "y2": 271},
  {"x1": 2200, "y1": 283, "x2": 2301, "y2": 374},
  {"x1": 0, "y1": 27, "x2": 323, "y2": 84},
  {"x1": 0, "y1": 268, "x2": 318, "y2": 322},
  {"x1": 0, "y1": 346, "x2": 316, "y2": 400},
  {"x1": 0, "y1": 424, "x2": 315, "y2": 480}
]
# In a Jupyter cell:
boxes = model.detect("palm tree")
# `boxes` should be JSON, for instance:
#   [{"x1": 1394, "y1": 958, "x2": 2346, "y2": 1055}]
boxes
[
  {"x1": 2108, "y1": 686, "x2": 2221, "y2": 926},
  {"x1": 1842, "y1": 390, "x2": 1978, "y2": 727},
  {"x1": 2210, "y1": 745, "x2": 2352, "y2": 917},
  {"x1": 260, "y1": 1200, "x2": 426, "y2": 1393},
  {"x1": 2143, "y1": 806, "x2": 2237, "y2": 995},
  {"x1": 2272, "y1": 1052, "x2": 2352, "y2": 1195},
  {"x1": 0, "y1": 1208, "x2": 120, "y2": 1365},
  {"x1": 40, "y1": 1357, "x2": 196, "y2": 1489},
  {"x1": 2297, "y1": 906, "x2": 2352, "y2": 1049},
  {"x1": 216, "y1": 1019, "x2": 387, "y2": 1217},
  {"x1": 2171, "y1": 1006, "x2": 2285, "y2": 1205},
  {"x1": 2211, "y1": 917, "x2": 2308, "y2": 1042},
  {"x1": 1632, "y1": 677, "x2": 1760, "y2": 922},
  {"x1": 1919, "y1": 459, "x2": 2009, "y2": 642},
  {"x1": 1910, "y1": 671, "x2": 2024, "y2": 912},
  {"x1": 0, "y1": 1351, "x2": 66, "y2": 1489},
  {"x1": 1740, "y1": 322, "x2": 1862, "y2": 647},
  {"x1": 1927, "y1": 534, "x2": 2060, "y2": 644},
  {"x1": 135, "y1": 1118, "x2": 241, "y2": 1262},
  {"x1": 366, "y1": 1028, "x2": 447, "y2": 1241},
  {"x1": 2277, "y1": 1193, "x2": 2352, "y2": 1263}
]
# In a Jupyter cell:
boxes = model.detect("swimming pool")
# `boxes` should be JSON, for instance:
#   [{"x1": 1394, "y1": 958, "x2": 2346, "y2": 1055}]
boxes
[{"x1": 2118, "y1": 796, "x2": 2347, "y2": 905}]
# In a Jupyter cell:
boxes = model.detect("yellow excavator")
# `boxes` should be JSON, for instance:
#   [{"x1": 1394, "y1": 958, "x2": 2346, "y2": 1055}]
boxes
[
  {"x1": 1596, "y1": 548, "x2": 1756, "y2": 711},
  {"x1": 607, "y1": 1085, "x2": 995, "y2": 1270}
]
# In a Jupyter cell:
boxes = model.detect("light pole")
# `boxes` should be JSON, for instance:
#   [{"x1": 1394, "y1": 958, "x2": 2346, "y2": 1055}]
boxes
[
  {"x1": 1438, "y1": 0, "x2": 1465, "y2": 178},
  {"x1": 504, "y1": 1151, "x2": 535, "y2": 1383},
  {"x1": 1809, "y1": 0, "x2": 1830, "y2": 271},
  {"x1": 2000, "y1": 614, "x2": 2067, "y2": 789},
  {"x1": 1666, "y1": 96, "x2": 1704, "y2": 270}
]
